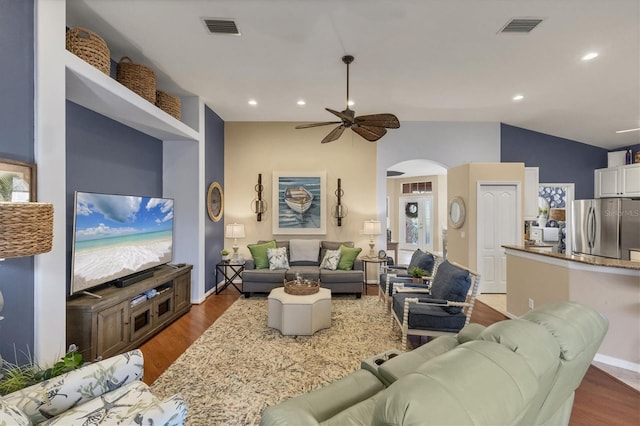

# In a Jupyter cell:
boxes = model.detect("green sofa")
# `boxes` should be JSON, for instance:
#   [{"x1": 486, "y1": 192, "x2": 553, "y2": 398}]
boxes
[{"x1": 260, "y1": 301, "x2": 608, "y2": 425}]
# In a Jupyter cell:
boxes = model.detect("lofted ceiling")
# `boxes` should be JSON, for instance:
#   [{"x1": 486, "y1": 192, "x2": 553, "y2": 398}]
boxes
[{"x1": 66, "y1": 0, "x2": 639, "y2": 151}]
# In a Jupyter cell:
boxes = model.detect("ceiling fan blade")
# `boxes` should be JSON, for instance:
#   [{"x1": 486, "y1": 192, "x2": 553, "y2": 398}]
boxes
[
  {"x1": 321, "y1": 125, "x2": 346, "y2": 144},
  {"x1": 354, "y1": 113, "x2": 400, "y2": 129},
  {"x1": 295, "y1": 121, "x2": 341, "y2": 129},
  {"x1": 352, "y1": 125, "x2": 387, "y2": 142},
  {"x1": 326, "y1": 108, "x2": 355, "y2": 123}
]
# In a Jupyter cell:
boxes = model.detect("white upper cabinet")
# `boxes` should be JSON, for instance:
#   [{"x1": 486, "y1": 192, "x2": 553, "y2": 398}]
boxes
[{"x1": 595, "y1": 164, "x2": 640, "y2": 198}]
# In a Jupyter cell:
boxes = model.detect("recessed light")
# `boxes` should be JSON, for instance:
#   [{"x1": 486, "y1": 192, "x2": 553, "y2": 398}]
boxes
[
  {"x1": 297, "y1": 100, "x2": 306, "y2": 106},
  {"x1": 615, "y1": 127, "x2": 640, "y2": 134},
  {"x1": 347, "y1": 100, "x2": 355, "y2": 106},
  {"x1": 581, "y1": 52, "x2": 598, "y2": 61},
  {"x1": 512, "y1": 94, "x2": 524, "y2": 101},
  {"x1": 248, "y1": 99, "x2": 257, "y2": 106}
]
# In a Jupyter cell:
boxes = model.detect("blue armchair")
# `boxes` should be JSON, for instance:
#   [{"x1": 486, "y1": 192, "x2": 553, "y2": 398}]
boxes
[
  {"x1": 391, "y1": 260, "x2": 481, "y2": 349},
  {"x1": 378, "y1": 249, "x2": 442, "y2": 311}
]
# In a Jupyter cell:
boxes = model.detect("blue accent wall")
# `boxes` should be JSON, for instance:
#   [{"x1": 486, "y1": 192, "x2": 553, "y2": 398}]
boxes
[
  {"x1": 204, "y1": 106, "x2": 225, "y2": 293},
  {"x1": 66, "y1": 101, "x2": 163, "y2": 292},
  {"x1": 0, "y1": 0, "x2": 35, "y2": 363},
  {"x1": 500, "y1": 124, "x2": 608, "y2": 199}
]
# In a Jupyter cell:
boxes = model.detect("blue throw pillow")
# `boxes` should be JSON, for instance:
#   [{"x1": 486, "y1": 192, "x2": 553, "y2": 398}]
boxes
[
  {"x1": 430, "y1": 260, "x2": 471, "y2": 314},
  {"x1": 407, "y1": 249, "x2": 435, "y2": 274}
]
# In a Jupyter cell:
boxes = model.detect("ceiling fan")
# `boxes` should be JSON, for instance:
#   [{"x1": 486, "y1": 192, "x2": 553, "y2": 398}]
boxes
[{"x1": 296, "y1": 55, "x2": 400, "y2": 143}]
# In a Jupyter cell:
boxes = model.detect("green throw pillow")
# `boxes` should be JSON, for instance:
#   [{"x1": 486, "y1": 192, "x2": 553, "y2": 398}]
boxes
[
  {"x1": 248, "y1": 240, "x2": 276, "y2": 269},
  {"x1": 338, "y1": 244, "x2": 362, "y2": 270}
]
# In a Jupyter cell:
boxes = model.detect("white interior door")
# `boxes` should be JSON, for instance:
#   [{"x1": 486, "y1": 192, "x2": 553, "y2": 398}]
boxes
[
  {"x1": 478, "y1": 185, "x2": 519, "y2": 293},
  {"x1": 399, "y1": 196, "x2": 433, "y2": 252}
]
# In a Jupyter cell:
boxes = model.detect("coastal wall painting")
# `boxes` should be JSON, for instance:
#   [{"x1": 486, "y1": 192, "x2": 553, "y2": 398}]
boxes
[
  {"x1": 0, "y1": 158, "x2": 36, "y2": 202},
  {"x1": 272, "y1": 172, "x2": 326, "y2": 235}
]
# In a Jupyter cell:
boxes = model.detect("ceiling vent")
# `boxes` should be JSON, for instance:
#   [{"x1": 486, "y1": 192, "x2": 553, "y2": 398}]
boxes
[
  {"x1": 499, "y1": 18, "x2": 543, "y2": 33},
  {"x1": 202, "y1": 18, "x2": 240, "y2": 35}
]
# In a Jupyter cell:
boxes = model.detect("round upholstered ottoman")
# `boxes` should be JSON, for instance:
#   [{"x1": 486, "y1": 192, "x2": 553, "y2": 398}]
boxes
[{"x1": 267, "y1": 287, "x2": 331, "y2": 335}]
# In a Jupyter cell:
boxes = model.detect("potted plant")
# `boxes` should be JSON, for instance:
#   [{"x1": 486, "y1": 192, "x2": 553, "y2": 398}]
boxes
[
  {"x1": 409, "y1": 267, "x2": 427, "y2": 284},
  {"x1": 220, "y1": 249, "x2": 230, "y2": 262},
  {"x1": 537, "y1": 207, "x2": 549, "y2": 227}
]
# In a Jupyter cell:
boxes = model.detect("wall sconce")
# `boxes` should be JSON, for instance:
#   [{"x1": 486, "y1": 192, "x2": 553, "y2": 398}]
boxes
[
  {"x1": 363, "y1": 219, "x2": 382, "y2": 257},
  {"x1": 332, "y1": 178, "x2": 348, "y2": 226},
  {"x1": 0, "y1": 202, "x2": 54, "y2": 322},
  {"x1": 251, "y1": 173, "x2": 268, "y2": 221},
  {"x1": 225, "y1": 223, "x2": 245, "y2": 260}
]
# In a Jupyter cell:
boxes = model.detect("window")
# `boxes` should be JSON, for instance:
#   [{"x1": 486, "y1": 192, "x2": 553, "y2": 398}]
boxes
[{"x1": 402, "y1": 181, "x2": 432, "y2": 194}]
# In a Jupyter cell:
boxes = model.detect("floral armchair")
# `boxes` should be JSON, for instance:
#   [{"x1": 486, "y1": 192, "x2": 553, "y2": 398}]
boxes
[{"x1": 0, "y1": 349, "x2": 186, "y2": 425}]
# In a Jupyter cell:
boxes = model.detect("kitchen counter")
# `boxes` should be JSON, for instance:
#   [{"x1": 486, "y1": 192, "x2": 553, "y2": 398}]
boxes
[
  {"x1": 503, "y1": 245, "x2": 640, "y2": 270},
  {"x1": 504, "y1": 245, "x2": 640, "y2": 371}
]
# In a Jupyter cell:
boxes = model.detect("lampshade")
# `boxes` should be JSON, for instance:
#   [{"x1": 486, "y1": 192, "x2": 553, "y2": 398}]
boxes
[
  {"x1": 225, "y1": 223, "x2": 245, "y2": 239},
  {"x1": 0, "y1": 202, "x2": 54, "y2": 259},
  {"x1": 549, "y1": 208, "x2": 566, "y2": 222},
  {"x1": 363, "y1": 220, "x2": 381, "y2": 236}
]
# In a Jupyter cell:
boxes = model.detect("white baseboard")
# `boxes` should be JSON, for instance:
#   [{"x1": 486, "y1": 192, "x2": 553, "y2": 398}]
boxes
[{"x1": 593, "y1": 353, "x2": 640, "y2": 372}]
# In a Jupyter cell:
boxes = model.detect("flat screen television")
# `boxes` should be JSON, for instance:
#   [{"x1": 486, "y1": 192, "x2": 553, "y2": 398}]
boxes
[{"x1": 70, "y1": 191, "x2": 174, "y2": 295}]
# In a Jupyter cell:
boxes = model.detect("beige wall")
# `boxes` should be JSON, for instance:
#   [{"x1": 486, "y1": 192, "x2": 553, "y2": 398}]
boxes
[
  {"x1": 386, "y1": 174, "x2": 447, "y2": 254},
  {"x1": 506, "y1": 250, "x2": 640, "y2": 365},
  {"x1": 447, "y1": 163, "x2": 525, "y2": 271},
  {"x1": 224, "y1": 122, "x2": 378, "y2": 258}
]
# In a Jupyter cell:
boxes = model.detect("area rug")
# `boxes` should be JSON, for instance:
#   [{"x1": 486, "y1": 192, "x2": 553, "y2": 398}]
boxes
[{"x1": 151, "y1": 296, "x2": 402, "y2": 425}]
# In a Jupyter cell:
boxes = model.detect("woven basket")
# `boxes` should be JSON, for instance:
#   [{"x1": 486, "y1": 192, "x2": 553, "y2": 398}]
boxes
[
  {"x1": 156, "y1": 90, "x2": 181, "y2": 120},
  {"x1": 116, "y1": 57, "x2": 156, "y2": 103},
  {"x1": 66, "y1": 27, "x2": 111, "y2": 75},
  {"x1": 0, "y1": 203, "x2": 53, "y2": 258},
  {"x1": 284, "y1": 280, "x2": 320, "y2": 295}
]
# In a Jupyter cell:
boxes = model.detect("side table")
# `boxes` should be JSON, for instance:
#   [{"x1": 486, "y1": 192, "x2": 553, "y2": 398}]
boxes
[
  {"x1": 215, "y1": 261, "x2": 245, "y2": 294},
  {"x1": 361, "y1": 257, "x2": 387, "y2": 295}
]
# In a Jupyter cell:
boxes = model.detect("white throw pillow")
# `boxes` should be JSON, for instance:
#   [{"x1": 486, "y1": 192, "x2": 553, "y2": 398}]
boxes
[
  {"x1": 268, "y1": 246, "x2": 289, "y2": 270},
  {"x1": 320, "y1": 249, "x2": 341, "y2": 270}
]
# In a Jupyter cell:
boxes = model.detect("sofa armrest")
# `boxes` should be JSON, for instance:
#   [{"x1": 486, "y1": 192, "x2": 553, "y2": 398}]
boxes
[
  {"x1": 260, "y1": 369, "x2": 384, "y2": 425},
  {"x1": 134, "y1": 393, "x2": 188, "y2": 426},
  {"x1": 3, "y1": 349, "x2": 144, "y2": 424}
]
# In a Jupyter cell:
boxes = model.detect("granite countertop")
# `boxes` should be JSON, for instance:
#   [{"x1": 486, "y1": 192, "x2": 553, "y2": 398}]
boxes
[{"x1": 503, "y1": 245, "x2": 640, "y2": 271}]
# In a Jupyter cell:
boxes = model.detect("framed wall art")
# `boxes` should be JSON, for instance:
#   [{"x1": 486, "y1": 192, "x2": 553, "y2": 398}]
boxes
[
  {"x1": 272, "y1": 171, "x2": 326, "y2": 235},
  {"x1": 0, "y1": 158, "x2": 36, "y2": 202}
]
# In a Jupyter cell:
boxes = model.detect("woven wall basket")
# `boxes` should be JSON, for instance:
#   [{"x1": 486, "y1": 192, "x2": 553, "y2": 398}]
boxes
[
  {"x1": 66, "y1": 27, "x2": 111, "y2": 75},
  {"x1": 116, "y1": 57, "x2": 156, "y2": 104},
  {"x1": 0, "y1": 203, "x2": 54, "y2": 258},
  {"x1": 156, "y1": 90, "x2": 181, "y2": 120}
]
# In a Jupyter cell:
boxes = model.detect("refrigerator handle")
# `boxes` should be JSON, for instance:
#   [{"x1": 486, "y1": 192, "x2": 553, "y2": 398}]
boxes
[
  {"x1": 589, "y1": 207, "x2": 597, "y2": 249},
  {"x1": 586, "y1": 206, "x2": 593, "y2": 248}
]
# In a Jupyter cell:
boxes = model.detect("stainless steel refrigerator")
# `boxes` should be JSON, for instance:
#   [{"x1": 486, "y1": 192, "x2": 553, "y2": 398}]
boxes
[{"x1": 572, "y1": 198, "x2": 640, "y2": 260}]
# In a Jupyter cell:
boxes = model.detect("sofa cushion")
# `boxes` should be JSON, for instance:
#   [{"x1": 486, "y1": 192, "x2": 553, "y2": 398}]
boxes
[
  {"x1": 320, "y1": 249, "x2": 341, "y2": 270},
  {"x1": 248, "y1": 240, "x2": 276, "y2": 269},
  {"x1": 289, "y1": 239, "x2": 320, "y2": 263},
  {"x1": 393, "y1": 293, "x2": 467, "y2": 333},
  {"x1": 338, "y1": 245, "x2": 362, "y2": 270},
  {"x1": 429, "y1": 260, "x2": 471, "y2": 314},
  {"x1": 320, "y1": 241, "x2": 353, "y2": 262},
  {"x1": 268, "y1": 246, "x2": 289, "y2": 270},
  {"x1": 243, "y1": 268, "x2": 286, "y2": 283},
  {"x1": 320, "y1": 269, "x2": 363, "y2": 283},
  {"x1": 0, "y1": 400, "x2": 30, "y2": 426}
]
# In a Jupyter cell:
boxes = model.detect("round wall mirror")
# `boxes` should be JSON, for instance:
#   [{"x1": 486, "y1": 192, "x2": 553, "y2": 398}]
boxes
[{"x1": 448, "y1": 196, "x2": 466, "y2": 229}]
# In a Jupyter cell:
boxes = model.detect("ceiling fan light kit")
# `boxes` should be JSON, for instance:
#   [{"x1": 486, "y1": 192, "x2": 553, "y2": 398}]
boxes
[{"x1": 296, "y1": 55, "x2": 400, "y2": 143}]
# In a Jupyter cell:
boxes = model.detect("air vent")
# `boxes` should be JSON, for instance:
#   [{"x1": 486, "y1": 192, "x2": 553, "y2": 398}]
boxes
[
  {"x1": 500, "y1": 18, "x2": 543, "y2": 33},
  {"x1": 202, "y1": 18, "x2": 240, "y2": 35}
]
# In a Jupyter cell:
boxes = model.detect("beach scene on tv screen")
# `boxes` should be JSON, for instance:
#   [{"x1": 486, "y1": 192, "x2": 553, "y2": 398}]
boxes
[{"x1": 72, "y1": 192, "x2": 174, "y2": 291}]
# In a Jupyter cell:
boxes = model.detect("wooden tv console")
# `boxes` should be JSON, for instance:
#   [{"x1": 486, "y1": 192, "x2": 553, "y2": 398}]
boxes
[{"x1": 66, "y1": 264, "x2": 192, "y2": 361}]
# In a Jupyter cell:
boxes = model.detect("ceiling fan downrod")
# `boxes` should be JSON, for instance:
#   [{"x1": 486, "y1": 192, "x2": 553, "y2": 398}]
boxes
[{"x1": 342, "y1": 55, "x2": 354, "y2": 108}]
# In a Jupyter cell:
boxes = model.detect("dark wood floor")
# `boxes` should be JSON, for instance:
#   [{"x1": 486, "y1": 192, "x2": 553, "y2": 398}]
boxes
[{"x1": 140, "y1": 286, "x2": 639, "y2": 425}]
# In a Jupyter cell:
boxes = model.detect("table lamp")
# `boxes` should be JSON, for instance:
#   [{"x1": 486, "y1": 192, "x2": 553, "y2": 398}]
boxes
[
  {"x1": 363, "y1": 219, "x2": 381, "y2": 257},
  {"x1": 225, "y1": 223, "x2": 245, "y2": 260}
]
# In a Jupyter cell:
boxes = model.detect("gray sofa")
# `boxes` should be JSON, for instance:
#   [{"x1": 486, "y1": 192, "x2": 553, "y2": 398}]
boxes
[
  {"x1": 242, "y1": 240, "x2": 364, "y2": 298},
  {"x1": 261, "y1": 301, "x2": 608, "y2": 426}
]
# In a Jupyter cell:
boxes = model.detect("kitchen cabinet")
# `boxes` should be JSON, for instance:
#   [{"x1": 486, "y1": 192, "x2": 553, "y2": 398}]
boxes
[
  {"x1": 595, "y1": 164, "x2": 640, "y2": 198},
  {"x1": 524, "y1": 167, "x2": 539, "y2": 220}
]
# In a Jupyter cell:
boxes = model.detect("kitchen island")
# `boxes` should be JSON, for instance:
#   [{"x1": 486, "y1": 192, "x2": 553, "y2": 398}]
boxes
[{"x1": 504, "y1": 245, "x2": 639, "y2": 371}]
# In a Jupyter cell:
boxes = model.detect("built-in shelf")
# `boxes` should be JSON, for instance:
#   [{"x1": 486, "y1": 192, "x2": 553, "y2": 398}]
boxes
[{"x1": 65, "y1": 50, "x2": 199, "y2": 141}]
